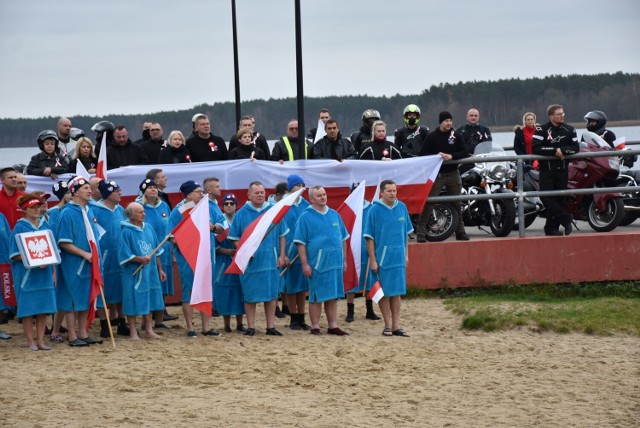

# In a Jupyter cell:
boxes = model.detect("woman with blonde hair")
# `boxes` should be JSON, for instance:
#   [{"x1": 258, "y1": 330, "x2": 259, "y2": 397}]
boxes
[
  {"x1": 514, "y1": 112, "x2": 537, "y2": 157},
  {"x1": 69, "y1": 137, "x2": 98, "y2": 173},
  {"x1": 158, "y1": 130, "x2": 191, "y2": 163}
]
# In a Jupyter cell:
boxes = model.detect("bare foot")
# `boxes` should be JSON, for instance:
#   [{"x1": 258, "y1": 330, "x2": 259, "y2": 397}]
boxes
[
  {"x1": 129, "y1": 335, "x2": 141, "y2": 341},
  {"x1": 28, "y1": 344, "x2": 38, "y2": 351},
  {"x1": 37, "y1": 343, "x2": 52, "y2": 351},
  {"x1": 145, "y1": 331, "x2": 162, "y2": 340}
]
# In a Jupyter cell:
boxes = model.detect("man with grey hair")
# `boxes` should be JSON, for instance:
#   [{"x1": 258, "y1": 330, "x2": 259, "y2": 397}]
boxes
[{"x1": 186, "y1": 114, "x2": 227, "y2": 162}]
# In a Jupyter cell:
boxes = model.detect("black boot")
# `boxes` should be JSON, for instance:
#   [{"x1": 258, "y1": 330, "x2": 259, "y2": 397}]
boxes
[
  {"x1": 289, "y1": 313, "x2": 301, "y2": 330},
  {"x1": 345, "y1": 303, "x2": 355, "y2": 323},
  {"x1": 275, "y1": 305, "x2": 286, "y2": 319},
  {"x1": 298, "y1": 313, "x2": 311, "y2": 331},
  {"x1": 282, "y1": 304, "x2": 290, "y2": 316},
  {"x1": 99, "y1": 319, "x2": 110, "y2": 338},
  {"x1": 365, "y1": 299, "x2": 381, "y2": 320},
  {"x1": 116, "y1": 317, "x2": 130, "y2": 336}
]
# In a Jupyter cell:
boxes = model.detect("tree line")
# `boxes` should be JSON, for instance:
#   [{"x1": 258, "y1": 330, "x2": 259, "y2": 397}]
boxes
[{"x1": 1, "y1": 72, "x2": 638, "y2": 148}]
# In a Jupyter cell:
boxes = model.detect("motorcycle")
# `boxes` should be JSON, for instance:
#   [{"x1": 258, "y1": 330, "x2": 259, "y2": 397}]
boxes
[
  {"x1": 520, "y1": 131, "x2": 625, "y2": 232},
  {"x1": 460, "y1": 141, "x2": 517, "y2": 237},
  {"x1": 614, "y1": 138, "x2": 640, "y2": 226}
]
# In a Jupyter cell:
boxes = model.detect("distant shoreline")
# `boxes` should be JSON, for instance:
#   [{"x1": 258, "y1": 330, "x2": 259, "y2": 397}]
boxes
[{"x1": 491, "y1": 119, "x2": 640, "y2": 133}]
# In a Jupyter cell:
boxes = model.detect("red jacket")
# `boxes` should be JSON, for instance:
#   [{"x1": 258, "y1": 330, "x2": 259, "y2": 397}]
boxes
[{"x1": 0, "y1": 187, "x2": 25, "y2": 229}]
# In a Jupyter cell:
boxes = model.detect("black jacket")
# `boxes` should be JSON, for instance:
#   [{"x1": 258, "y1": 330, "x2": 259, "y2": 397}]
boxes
[
  {"x1": 229, "y1": 132, "x2": 270, "y2": 157},
  {"x1": 185, "y1": 133, "x2": 227, "y2": 162},
  {"x1": 227, "y1": 144, "x2": 267, "y2": 160},
  {"x1": 456, "y1": 123, "x2": 492, "y2": 154},
  {"x1": 69, "y1": 155, "x2": 98, "y2": 173},
  {"x1": 532, "y1": 122, "x2": 579, "y2": 171},
  {"x1": 27, "y1": 152, "x2": 68, "y2": 176},
  {"x1": 140, "y1": 139, "x2": 167, "y2": 165},
  {"x1": 107, "y1": 140, "x2": 149, "y2": 169},
  {"x1": 419, "y1": 128, "x2": 469, "y2": 173},
  {"x1": 359, "y1": 140, "x2": 402, "y2": 160},
  {"x1": 393, "y1": 125, "x2": 430, "y2": 157},
  {"x1": 312, "y1": 134, "x2": 357, "y2": 161},
  {"x1": 158, "y1": 145, "x2": 192, "y2": 164},
  {"x1": 350, "y1": 126, "x2": 373, "y2": 154},
  {"x1": 271, "y1": 136, "x2": 308, "y2": 161}
]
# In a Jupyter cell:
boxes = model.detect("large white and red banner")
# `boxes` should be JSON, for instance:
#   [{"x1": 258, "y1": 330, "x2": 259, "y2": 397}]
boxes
[{"x1": 25, "y1": 156, "x2": 443, "y2": 214}]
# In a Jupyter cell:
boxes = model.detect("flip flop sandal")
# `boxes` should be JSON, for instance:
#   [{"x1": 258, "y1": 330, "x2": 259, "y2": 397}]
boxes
[
  {"x1": 382, "y1": 328, "x2": 393, "y2": 337},
  {"x1": 392, "y1": 329, "x2": 410, "y2": 337}
]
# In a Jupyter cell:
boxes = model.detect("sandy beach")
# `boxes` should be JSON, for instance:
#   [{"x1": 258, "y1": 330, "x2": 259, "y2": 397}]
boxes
[{"x1": 0, "y1": 298, "x2": 638, "y2": 427}]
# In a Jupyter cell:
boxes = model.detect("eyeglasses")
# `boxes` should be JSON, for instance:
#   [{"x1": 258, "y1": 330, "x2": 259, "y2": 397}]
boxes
[
  {"x1": 224, "y1": 202, "x2": 236, "y2": 206},
  {"x1": 288, "y1": 127, "x2": 298, "y2": 130}
]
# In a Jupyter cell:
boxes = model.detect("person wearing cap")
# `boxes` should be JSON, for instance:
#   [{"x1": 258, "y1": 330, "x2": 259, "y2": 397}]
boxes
[
  {"x1": 92, "y1": 180, "x2": 129, "y2": 338},
  {"x1": 57, "y1": 176, "x2": 103, "y2": 347},
  {"x1": 293, "y1": 185, "x2": 350, "y2": 336},
  {"x1": 27, "y1": 130, "x2": 68, "y2": 179},
  {"x1": 9, "y1": 194, "x2": 58, "y2": 350},
  {"x1": 185, "y1": 114, "x2": 227, "y2": 162},
  {"x1": 228, "y1": 181, "x2": 289, "y2": 337},
  {"x1": 271, "y1": 120, "x2": 308, "y2": 162},
  {"x1": 417, "y1": 111, "x2": 470, "y2": 242},
  {"x1": 139, "y1": 178, "x2": 174, "y2": 328},
  {"x1": 0, "y1": 167, "x2": 26, "y2": 230},
  {"x1": 168, "y1": 180, "x2": 219, "y2": 338},
  {"x1": 281, "y1": 174, "x2": 312, "y2": 330},
  {"x1": 0, "y1": 212, "x2": 13, "y2": 340},
  {"x1": 214, "y1": 192, "x2": 246, "y2": 333},
  {"x1": 118, "y1": 202, "x2": 166, "y2": 340},
  {"x1": 145, "y1": 168, "x2": 172, "y2": 209},
  {"x1": 228, "y1": 115, "x2": 271, "y2": 158},
  {"x1": 364, "y1": 180, "x2": 413, "y2": 337}
]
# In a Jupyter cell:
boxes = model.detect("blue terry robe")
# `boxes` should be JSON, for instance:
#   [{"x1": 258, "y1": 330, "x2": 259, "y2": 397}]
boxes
[
  {"x1": 213, "y1": 215, "x2": 244, "y2": 316},
  {"x1": 56, "y1": 202, "x2": 101, "y2": 312},
  {"x1": 363, "y1": 199, "x2": 413, "y2": 297},
  {"x1": 118, "y1": 221, "x2": 164, "y2": 316},
  {"x1": 10, "y1": 218, "x2": 57, "y2": 317},
  {"x1": 93, "y1": 201, "x2": 126, "y2": 305},
  {"x1": 207, "y1": 198, "x2": 225, "y2": 294},
  {"x1": 283, "y1": 197, "x2": 310, "y2": 294},
  {"x1": 293, "y1": 206, "x2": 349, "y2": 303},
  {"x1": 228, "y1": 201, "x2": 288, "y2": 304},
  {"x1": 142, "y1": 199, "x2": 173, "y2": 296},
  {"x1": 0, "y1": 213, "x2": 11, "y2": 311},
  {"x1": 168, "y1": 201, "x2": 195, "y2": 303},
  {"x1": 347, "y1": 201, "x2": 375, "y2": 294}
]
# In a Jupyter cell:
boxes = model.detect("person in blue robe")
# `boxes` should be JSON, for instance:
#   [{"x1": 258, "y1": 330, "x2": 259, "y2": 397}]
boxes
[
  {"x1": 213, "y1": 193, "x2": 245, "y2": 333},
  {"x1": 10, "y1": 195, "x2": 57, "y2": 350},
  {"x1": 363, "y1": 180, "x2": 413, "y2": 337},
  {"x1": 294, "y1": 185, "x2": 349, "y2": 336},
  {"x1": 93, "y1": 180, "x2": 128, "y2": 337},
  {"x1": 281, "y1": 175, "x2": 311, "y2": 330},
  {"x1": 118, "y1": 202, "x2": 166, "y2": 340},
  {"x1": 228, "y1": 181, "x2": 288, "y2": 337},
  {"x1": 0, "y1": 212, "x2": 13, "y2": 340},
  {"x1": 139, "y1": 178, "x2": 173, "y2": 329},
  {"x1": 204, "y1": 177, "x2": 226, "y2": 323}
]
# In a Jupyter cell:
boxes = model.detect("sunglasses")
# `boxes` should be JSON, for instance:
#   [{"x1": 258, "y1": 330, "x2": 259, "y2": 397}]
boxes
[{"x1": 224, "y1": 202, "x2": 236, "y2": 206}]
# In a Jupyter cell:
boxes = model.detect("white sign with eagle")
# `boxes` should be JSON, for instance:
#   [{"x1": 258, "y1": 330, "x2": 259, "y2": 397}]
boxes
[{"x1": 14, "y1": 230, "x2": 61, "y2": 268}]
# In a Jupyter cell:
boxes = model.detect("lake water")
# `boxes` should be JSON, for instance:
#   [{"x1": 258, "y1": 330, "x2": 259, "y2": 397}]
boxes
[{"x1": 2, "y1": 126, "x2": 639, "y2": 170}]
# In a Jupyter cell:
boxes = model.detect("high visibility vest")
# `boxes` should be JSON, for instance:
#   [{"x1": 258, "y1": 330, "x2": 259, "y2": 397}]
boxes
[{"x1": 282, "y1": 137, "x2": 307, "y2": 161}]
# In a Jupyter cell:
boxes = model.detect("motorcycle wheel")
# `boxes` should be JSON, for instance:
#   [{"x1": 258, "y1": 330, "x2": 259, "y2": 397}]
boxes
[
  {"x1": 489, "y1": 199, "x2": 516, "y2": 237},
  {"x1": 587, "y1": 197, "x2": 625, "y2": 232},
  {"x1": 513, "y1": 212, "x2": 538, "y2": 230},
  {"x1": 615, "y1": 183, "x2": 639, "y2": 226},
  {"x1": 426, "y1": 203, "x2": 458, "y2": 242}
]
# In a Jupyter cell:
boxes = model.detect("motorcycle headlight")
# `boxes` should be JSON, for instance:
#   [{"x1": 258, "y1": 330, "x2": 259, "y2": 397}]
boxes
[{"x1": 489, "y1": 164, "x2": 506, "y2": 180}]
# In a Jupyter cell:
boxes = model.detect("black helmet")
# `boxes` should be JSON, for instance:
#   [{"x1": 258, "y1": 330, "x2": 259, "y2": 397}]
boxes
[
  {"x1": 584, "y1": 110, "x2": 607, "y2": 133},
  {"x1": 90, "y1": 120, "x2": 115, "y2": 133},
  {"x1": 37, "y1": 129, "x2": 59, "y2": 151},
  {"x1": 362, "y1": 109, "x2": 381, "y2": 124}
]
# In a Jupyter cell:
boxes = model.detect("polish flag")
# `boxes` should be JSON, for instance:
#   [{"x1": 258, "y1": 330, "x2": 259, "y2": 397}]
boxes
[
  {"x1": 171, "y1": 197, "x2": 212, "y2": 315},
  {"x1": 75, "y1": 160, "x2": 91, "y2": 180},
  {"x1": 226, "y1": 188, "x2": 305, "y2": 274},
  {"x1": 368, "y1": 280, "x2": 384, "y2": 303},
  {"x1": 82, "y1": 208, "x2": 103, "y2": 331},
  {"x1": 215, "y1": 225, "x2": 230, "y2": 243},
  {"x1": 178, "y1": 201, "x2": 196, "y2": 217},
  {"x1": 96, "y1": 133, "x2": 108, "y2": 180},
  {"x1": 337, "y1": 180, "x2": 365, "y2": 292},
  {"x1": 313, "y1": 119, "x2": 326, "y2": 144}
]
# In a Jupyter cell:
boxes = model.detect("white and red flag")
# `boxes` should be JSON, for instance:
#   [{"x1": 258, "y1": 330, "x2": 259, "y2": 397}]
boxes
[
  {"x1": 96, "y1": 132, "x2": 108, "y2": 180},
  {"x1": 313, "y1": 119, "x2": 326, "y2": 144},
  {"x1": 75, "y1": 159, "x2": 91, "y2": 180},
  {"x1": 337, "y1": 180, "x2": 365, "y2": 292},
  {"x1": 368, "y1": 280, "x2": 384, "y2": 303},
  {"x1": 171, "y1": 197, "x2": 212, "y2": 315},
  {"x1": 226, "y1": 187, "x2": 305, "y2": 275},
  {"x1": 82, "y1": 208, "x2": 103, "y2": 331}
]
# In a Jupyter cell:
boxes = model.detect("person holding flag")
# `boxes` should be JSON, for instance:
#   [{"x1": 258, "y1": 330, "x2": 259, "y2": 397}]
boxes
[
  {"x1": 281, "y1": 174, "x2": 311, "y2": 331},
  {"x1": 57, "y1": 176, "x2": 103, "y2": 347},
  {"x1": 364, "y1": 179, "x2": 413, "y2": 337},
  {"x1": 294, "y1": 185, "x2": 350, "y2": 336},
  {"x1": 228, "y1": 181, "x2": 289, "y2": 337},
  {"x1": 118, "y1": 202, "x2": 166, "y2": 340}
]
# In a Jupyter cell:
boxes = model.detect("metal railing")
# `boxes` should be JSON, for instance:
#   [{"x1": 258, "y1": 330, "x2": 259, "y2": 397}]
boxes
[{"x1": 425, "y1": 143, "x2": 640, "y2": 238}]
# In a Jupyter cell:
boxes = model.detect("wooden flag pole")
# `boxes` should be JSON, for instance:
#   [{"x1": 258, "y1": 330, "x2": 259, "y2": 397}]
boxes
[
  {"x1": 132, "y1": 233, "x2": 172, "y2": 276},
  {"x1": 98, "y1": 285, "x2": 116, "y2": 348},
  {"x1": 362, "y1": 258, "x2": 371, "y2": 299},
  {"x1": 279, "y1": 254, "x2": 299, "y2": 277}
]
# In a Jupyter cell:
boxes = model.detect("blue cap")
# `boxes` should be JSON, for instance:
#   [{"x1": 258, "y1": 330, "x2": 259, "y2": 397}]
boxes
[
  {"x1": 287, "y1": 174, "x2": 305, "y2": 191},
  {"x1": 98, "y1": 180, "x2": 120, "y2": 199},
  {"x1": 222, "y1": 193, "x2": 238, "y2": 205},
  {"x1": 139, "y1": 178, "x2": 157, "y2": 193},
  {"x1": 180, "y1": 180, "x2": 201, "y2": 196}
]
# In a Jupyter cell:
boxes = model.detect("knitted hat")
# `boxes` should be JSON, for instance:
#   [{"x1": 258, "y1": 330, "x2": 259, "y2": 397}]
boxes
[
  {"x1": 180, "y1": 180, "x2": 201, "y2": 196},
  {"x1": 67, "y1": 176, "x2": 90, "y2": 196},
  {"x1": 287, "y1": 174, "x2": 305, "y2": 191},
  {"x1": 52, "y1": 180, "x2": 69, "y2": 199},
  {"x1": 98, "y1": 180, "x2": 120, "y2": 200},
  {"x1": 222, "y1": 193, "x2": 238, "y2": 205},
  {"x1": 439, "y1": 111, "x2": 453, "y2": 123},
  {"x1": 139, "y1": 178, "x2": 158, "y2": 193}
]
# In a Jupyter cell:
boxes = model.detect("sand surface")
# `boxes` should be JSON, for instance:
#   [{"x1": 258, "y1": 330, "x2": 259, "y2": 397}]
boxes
[{"x1": 0, "y1": 298, "x2": 638, "y2": 427}]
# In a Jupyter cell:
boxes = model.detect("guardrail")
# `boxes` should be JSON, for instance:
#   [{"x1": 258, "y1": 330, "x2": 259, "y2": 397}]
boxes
[{"x1": 425, "y1": 145, "x2": 640, "y2": 238}]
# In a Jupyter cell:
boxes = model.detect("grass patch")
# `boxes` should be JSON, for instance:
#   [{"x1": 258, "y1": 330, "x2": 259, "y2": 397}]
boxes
[{"x1": 407, "y1": 281, "x2": 640, "y2": 336}]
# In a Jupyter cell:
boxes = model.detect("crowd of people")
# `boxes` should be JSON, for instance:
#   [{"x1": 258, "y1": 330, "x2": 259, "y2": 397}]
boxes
[{"x1": 1, "y1": 103, "x2": 613, "y2": 347}]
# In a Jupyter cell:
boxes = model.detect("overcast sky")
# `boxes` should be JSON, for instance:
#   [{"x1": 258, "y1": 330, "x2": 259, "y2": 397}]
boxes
[{"x1": 0, "y1": 0, "x2": 638, "y2": 119}]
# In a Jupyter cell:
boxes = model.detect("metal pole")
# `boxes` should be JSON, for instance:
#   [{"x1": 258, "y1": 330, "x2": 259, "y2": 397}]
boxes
[
  {"x1": 294, "y1": 0, "x2": 305, "y2": 156},
  {"x1": 231, "y1": 0, "x2": 241, "y2": 127}
]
